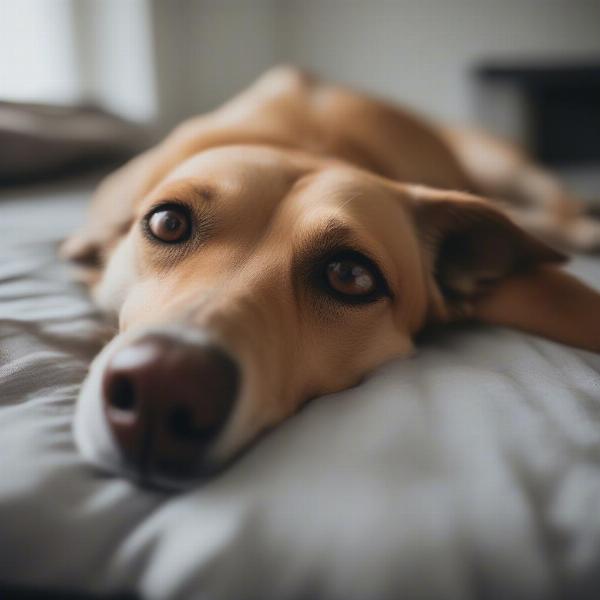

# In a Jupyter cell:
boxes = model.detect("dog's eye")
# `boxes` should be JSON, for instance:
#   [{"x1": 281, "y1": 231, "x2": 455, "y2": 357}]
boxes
[
  {"x1": 318, "y1": 250, "x2": 390, "y2": 304},
  {"x1": 147, "y1": 207, "x2": 190, "y2": 243},
  {"x1": 327, "y1": 259, "x2": 376, "y2": 297}
]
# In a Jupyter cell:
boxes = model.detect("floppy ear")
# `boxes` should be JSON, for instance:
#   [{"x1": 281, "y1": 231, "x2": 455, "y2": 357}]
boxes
[
  {"x1": 411, "y1": 186, "x2": 600, "y2": 353},
  {"x1": 60, "y1": 146, "x2": 164, "y2": 280}
]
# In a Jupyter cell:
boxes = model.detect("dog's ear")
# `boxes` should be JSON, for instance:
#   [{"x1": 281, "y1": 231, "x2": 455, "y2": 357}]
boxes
[
  {"x1": 411, "y1": 186, "x2": 566, "y2": 316},
  {"x1": 410, "y1": 186, "x2": 600, "y2": 352},
  {"x1": 60, "y1": 147, "x2": 163, "y2": 278}
]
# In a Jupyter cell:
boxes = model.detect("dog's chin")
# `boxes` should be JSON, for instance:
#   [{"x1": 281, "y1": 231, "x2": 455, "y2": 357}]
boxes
[
  {"x1": 107, "y1": 460, "x2": 225, "y2": 492},
  {"x1": 77, "y1": 451, "x2": 224, "y2": 491}
]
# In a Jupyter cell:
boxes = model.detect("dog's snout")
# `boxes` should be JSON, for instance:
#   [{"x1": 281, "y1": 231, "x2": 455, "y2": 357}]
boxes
[{"x1": 102, "y1": 334, "x2": 239, "y2": 482}]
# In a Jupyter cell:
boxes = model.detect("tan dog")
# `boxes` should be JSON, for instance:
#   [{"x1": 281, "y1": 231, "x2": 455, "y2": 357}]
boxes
[{"x1": 63, "y1": 67, "x2": 600, "y2": 488}]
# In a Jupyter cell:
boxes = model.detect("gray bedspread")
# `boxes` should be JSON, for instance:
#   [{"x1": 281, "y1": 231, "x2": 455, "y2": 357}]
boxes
[{"x1": 1, "y1": 176, "x2": 600, "y2": 600}]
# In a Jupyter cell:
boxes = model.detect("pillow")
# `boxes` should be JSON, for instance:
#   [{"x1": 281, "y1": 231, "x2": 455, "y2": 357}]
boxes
[
  {"x1": 1, "y1": 180, "x2": 600, "y2": 599},
  {"x1": 0, "y1": 102, "x2": 146, "y2": 184}
]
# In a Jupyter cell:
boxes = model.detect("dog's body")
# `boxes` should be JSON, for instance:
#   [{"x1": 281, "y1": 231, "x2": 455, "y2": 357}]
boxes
[{"x1": 64, "y1": 67, "x2": 600, "y2": 488}]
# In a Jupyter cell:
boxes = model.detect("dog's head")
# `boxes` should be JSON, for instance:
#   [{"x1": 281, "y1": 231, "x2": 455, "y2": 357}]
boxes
[{"x1": 66, "y1": 145, "x2": 563, "y2": 488}]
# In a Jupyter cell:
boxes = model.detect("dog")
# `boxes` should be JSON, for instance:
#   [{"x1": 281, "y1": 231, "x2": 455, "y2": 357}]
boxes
[{"x1": 62, "y1": 67, "x2": 600, "y2": 489}]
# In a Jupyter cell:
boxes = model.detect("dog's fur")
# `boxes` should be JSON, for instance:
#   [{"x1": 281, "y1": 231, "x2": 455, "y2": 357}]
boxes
[{"x1": 64, "y1": 67, "x2": 600, "y2": 482}]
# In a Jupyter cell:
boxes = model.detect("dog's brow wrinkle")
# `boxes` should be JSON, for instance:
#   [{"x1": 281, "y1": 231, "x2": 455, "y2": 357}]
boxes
[
  {"x1": 185, "y1": 185, "x2": 218, "y2": 205},
  {"x1": 310, "y1": 220, "x2": 354, "y2": 249},
  {"x1": 322, "y1": 219, "x2": 356, "y2": 241},
  {"x1": 337, "y1": 191, "x2": 364, "y2": 210},
  {"x1": 194, "y1": 186, "x2": 217, "y2": 202},
  {"x1": 162, "y1": 180, "x2": 218, "y2": 204},
  {"x1": 293, "y1": 220, "x2": 357, "y2": 266}
]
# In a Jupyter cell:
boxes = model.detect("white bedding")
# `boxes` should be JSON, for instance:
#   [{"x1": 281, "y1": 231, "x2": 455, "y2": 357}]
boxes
[{"x1": 1, "y1": 177, "x2": 600, "y2": 600}]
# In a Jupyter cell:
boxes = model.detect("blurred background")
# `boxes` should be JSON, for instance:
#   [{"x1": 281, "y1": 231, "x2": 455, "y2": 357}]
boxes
[{"x1": 0, "y1": 0, "x2": 599, "y2": 193}]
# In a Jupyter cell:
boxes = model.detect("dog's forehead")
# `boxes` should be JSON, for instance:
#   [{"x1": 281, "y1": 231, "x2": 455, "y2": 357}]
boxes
[
  {"x1": 280, "y1": 167, "x2": 413, "y2": 245},
  {"x1": 161, "y1": 146, "x2": 399, "y2": 212},
  {"x1": 154, "y1": 146, "x2": 417, "y2": 266},
  {"x1": 293, "y1": 166, "x2": 397, "y2": 206},
  {"x1": 163, "y1": 145, "x2": 308, "y2": 198}
]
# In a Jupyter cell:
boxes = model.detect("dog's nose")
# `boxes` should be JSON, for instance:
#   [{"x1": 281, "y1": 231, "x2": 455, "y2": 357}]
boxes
[{"x1": 102, "y1": 334, "x2": 239, "y2": 482}]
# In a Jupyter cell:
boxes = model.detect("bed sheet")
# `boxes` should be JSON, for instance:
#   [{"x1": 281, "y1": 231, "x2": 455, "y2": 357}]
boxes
[{"x1": 1, "y1": 178, "x2": 600, "y2": 600}]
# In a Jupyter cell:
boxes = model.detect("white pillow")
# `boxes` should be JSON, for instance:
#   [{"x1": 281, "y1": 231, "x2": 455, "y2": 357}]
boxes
[{"x1": 1, "y1": 183, "x2": 600, "y2": 599}]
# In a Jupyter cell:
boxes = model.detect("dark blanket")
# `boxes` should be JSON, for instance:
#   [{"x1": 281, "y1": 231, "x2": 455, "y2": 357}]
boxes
[{"x1": 0, "y1": 101, "x2": 149, "y2": 184}]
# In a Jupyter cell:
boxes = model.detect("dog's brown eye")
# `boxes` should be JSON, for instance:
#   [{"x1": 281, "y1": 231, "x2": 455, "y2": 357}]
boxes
[
  {"x1": 326, "y1": 259, "x2": 376, "y2": 296},
  {"x1": 148, "y1": 208, "x2": 190, "y2": 243}
]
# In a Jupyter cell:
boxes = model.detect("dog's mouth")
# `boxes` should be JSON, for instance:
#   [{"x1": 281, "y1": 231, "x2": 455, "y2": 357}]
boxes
[
  {"x1": 114, "y1": 419, "x2": 225, "y2": 491},
  {"x1": 127, "y1": 457, "x2": 225, "y2": 492}
]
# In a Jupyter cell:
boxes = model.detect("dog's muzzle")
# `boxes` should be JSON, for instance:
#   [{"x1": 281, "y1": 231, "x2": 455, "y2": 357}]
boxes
[{"x1": 96, "y1": 332, "x2": 240, "y2": 486}]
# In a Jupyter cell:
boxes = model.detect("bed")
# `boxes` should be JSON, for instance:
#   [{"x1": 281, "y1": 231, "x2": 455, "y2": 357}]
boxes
[{"x1": 1, "y1": 174, "x2": 600, "y2": 600}]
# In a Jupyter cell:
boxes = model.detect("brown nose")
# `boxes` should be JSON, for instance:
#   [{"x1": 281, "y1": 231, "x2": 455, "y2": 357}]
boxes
[{"x1": 102, "y1": 334, "x2": 239, "y2": 483}]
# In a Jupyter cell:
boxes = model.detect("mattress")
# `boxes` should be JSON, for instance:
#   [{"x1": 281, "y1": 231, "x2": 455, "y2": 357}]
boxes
[{"x1": 1, "y1": 175, "x2": 600, "y2": 600}]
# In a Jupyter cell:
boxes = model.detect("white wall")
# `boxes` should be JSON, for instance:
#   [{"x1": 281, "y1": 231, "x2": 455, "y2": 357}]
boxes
[
  {"x1": 273, "y1": 0, "x2": 600, "y2": 124},
  {"x1": 150, "y1": 0, "x2": 277, "y2": 127},
  {"x1": 73, "y1": 0, "x2": 158, "y2": 121},
  {"x1": 2, "y1": 0, "x2": 598, "y2": 131},
  {"x1": 0, "y1": 0, "x2": 158, "y2": 121},
  {"x1": 152, "y1": 0, "x2": 600, "y2": 129},
  {"x1": 0, "y1": 0, "x2": 79, "y2": 103}
]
